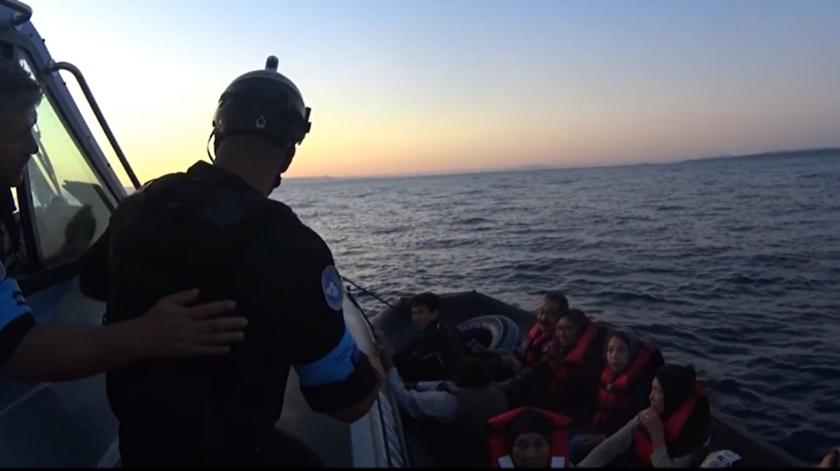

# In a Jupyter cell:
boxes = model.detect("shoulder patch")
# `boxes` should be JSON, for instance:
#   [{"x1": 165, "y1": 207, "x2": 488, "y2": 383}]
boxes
[{"x1": 321, "y1": 265, "x2": 344, "y2": 311}]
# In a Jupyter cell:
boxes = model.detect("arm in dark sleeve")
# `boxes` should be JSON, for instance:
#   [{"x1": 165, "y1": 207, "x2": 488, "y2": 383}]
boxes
[
  {"x1": 419, "y1": 327, "x2": 465, "y2": 368},
  {"x1": 244, "y1": 227, "x2": 380, "y2": 416},
  {"x1": 78, "y1": 227, "x2": 110, "y2": 302},
  {"x1": 442, "y1": 327, "x2": 467, "y2": 365}
]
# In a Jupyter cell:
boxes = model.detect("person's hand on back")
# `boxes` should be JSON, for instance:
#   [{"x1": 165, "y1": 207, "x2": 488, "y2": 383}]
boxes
[{"x1": 133, "y1": 289, "x2": 247, "y2": 358}]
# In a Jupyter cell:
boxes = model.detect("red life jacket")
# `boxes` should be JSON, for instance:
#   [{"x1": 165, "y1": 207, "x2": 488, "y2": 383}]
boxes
[
  {"x1": 546, "y1": 321, "x2": 605, "y2": 428},
  {"x1": 547, "y1": 320, "x2": 601, "y2": 389},
  {"x1": 524, "y1": 324, "x2": 553, "y2": 366},
  {"x1": 590, "y1": 339, "x2": 664, "y2": 435},
  {"x1": 633, "y1": 382, "x2": 707, "y2": 466},
  {"x1": 488, "y1": 407, "x2": 572, "y2": 468}
]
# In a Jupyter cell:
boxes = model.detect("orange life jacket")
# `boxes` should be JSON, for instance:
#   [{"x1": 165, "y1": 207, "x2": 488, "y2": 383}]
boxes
[
  {"x1": 488, "y1": 407, "x2": 572, "y2": 468},
  {"x1": 633, "y1": 382, "x2": 707, "y2": 466},
  {"x1": 590, "y1": 339, "x2": 664, "y2": 435},
  {"x1": 546, "y1": 321, "x2": 605, "y2": 427},
  {"x1": 524, "y1": 323, "x2": 553, "y2": 366},
  {"x1": 546, "y1": 320, "x2": 601, "y2": 389}
]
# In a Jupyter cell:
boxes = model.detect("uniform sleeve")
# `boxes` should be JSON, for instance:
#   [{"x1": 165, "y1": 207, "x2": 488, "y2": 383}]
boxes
[
  {"x1": 242, "y1": 225, "x2": 379, "y2": 413},
  {"x1": 0, "y1": 274, "x2": 35, "y2": 365},
  {"x1": 78, "y1": 227, "x2": 110, "y2": 302}
]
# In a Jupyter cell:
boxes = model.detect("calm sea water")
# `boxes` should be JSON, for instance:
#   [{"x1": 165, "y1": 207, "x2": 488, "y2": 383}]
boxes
[{"x1": 276, "y1": 153, "x2": 840, "y2": 462}]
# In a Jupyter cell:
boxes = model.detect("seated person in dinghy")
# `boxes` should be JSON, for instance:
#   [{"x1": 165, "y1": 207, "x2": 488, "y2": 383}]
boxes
[
  {"x1": 487, "y1": 407, "x2": 573, "y2": 468},
  {"x1": 490, "y1": 291, "x2": 569, "y2": 386},
  {"x1": 503, "y1": 309, "x2": 607, "y2": 426},
  {"x1": 393, "y1": 292, "x2": 467, "y2": 382},
  {"x1": 576, "y1": 364, "x2": 711, "y2": 468},
  {"x1": 379, "y1": 340, "x2": 508, "y2": 466},
  {"x1": 380, "y1": 343, "x2": 508, "y2": 428},
  {"x1": 569, "y1": 327, "x2": 665, "y2": 463},
  {"x1": 518, "y1": 291, "x2": 569, "y2": 367}
]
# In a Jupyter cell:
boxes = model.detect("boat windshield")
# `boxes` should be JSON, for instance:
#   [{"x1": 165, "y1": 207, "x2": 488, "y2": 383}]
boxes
[{"x1": 13, "y1": 55, "x2": 119, "y2": 265}]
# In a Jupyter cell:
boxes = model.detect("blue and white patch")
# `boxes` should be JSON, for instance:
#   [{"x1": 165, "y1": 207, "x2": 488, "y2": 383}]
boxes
[{"x1": 321, "y1": 265, "x2": 344, "y2": 311}]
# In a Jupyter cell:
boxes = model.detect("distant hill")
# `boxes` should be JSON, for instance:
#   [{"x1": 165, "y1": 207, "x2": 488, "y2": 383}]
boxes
[
  {"x1": 283, "y1": 164, "x2": 558, "y2": 181},
  {"x1": 678, "y1": 147, "x2": 840, "y2": 164},
  {"x1": 498, "y1": 164, "x2": 556, "y2": 172}
]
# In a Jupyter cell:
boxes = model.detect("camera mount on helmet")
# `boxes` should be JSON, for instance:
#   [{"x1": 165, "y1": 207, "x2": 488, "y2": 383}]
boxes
[{"x1": 211, "y1": 55, "x2": 312, "y2": 148}]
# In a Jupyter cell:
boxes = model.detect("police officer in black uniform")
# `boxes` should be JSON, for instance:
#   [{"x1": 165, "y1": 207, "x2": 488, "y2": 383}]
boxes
[{"x1": 77, "y1": 56, "x2": 383, "y2": 467}]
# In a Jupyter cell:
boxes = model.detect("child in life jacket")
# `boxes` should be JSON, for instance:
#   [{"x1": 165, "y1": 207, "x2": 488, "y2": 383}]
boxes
[{"x1": 487, "y1": 407, "x2": 573, "y2": 468}]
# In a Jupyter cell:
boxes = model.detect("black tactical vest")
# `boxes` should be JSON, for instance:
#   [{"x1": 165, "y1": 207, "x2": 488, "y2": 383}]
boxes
[{"x1": 104, "y1": 170, "x2": 275, "y2": 467}]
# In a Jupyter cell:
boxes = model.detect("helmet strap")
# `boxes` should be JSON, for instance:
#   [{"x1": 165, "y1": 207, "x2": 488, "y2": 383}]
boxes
[{"x1": 206, "y1": 129, "x2": 217, "y2": 163}]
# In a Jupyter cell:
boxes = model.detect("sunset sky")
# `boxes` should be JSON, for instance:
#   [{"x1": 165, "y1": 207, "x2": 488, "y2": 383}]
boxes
[{"x1": 25, "y1": 0, "x2": 840, "y2": 184}]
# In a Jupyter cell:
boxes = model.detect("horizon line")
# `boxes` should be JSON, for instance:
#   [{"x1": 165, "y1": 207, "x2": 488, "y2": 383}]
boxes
[
  {"x1": 283, "y1": 145, "x2": 840, "y2": 181},
  {"x1": 121, "y1": 145, "x2": 840, "y2": 189}
]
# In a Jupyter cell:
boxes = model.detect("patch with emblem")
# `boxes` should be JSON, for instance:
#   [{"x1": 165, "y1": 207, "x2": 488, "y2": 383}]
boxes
[{"x1": 321, "y1": 265, "x2": 344, "y2": 311}]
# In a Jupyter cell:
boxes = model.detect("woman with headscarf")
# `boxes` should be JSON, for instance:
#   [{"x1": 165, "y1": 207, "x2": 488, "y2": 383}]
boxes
[
  {"x1": 569, "y1": 328, "x2": 665, "y2": 462},
  {"x1": 576, "y1": 364, "x2": 711, "y2": 468},
  {"x1": 487, "y1": 407, "x2": 573, "y2": 468}
]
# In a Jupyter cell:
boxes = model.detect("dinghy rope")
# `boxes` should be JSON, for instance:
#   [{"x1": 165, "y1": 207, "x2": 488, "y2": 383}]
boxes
[{"x1": 340, "y1": 276, "x2": 397, "y2": 310}]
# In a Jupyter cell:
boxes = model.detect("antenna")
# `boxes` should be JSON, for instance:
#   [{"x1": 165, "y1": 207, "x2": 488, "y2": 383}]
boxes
[{"x1": 265, "y1": 55, "x2": 279, "y2": 72}]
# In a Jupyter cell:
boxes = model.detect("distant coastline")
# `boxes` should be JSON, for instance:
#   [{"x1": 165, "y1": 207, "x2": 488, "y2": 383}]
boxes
[
  {"x1": 123, "y1": 146, "x2": 840, "y2": 191},
  {"x1": 295, "y1": 146, "x2": 838, "y2": 181},
  {"x1": 676, "y1": 146, "x2": 840, "y2": 165}
]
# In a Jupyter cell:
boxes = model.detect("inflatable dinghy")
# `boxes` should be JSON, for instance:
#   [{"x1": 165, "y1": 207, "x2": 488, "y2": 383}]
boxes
[{"x1": 323, "y1": 289, "x2": 808, "y2": 468}]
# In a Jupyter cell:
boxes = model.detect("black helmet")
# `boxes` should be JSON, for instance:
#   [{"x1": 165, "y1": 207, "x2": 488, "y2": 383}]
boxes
[{"x1": 212, "y1": 56, "x2": 312, "y2": 147}]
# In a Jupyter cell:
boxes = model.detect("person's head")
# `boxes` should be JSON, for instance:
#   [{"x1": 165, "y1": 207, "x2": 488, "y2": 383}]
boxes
[
  {"x1": 605, "y1": 327, "x2": 639, "y2": 373},
  {"x1": 536, "y1": 291, "x2": 568, "y2": 333},
  {"x1": 0, "y1": 58, "x2": 41, "y2": 188},
  {"x1": 409, "y1": 292, "x2": 440, "y2": 331},
  {"x1": 553, "y1": 308, "x2": 588, "y2": 349},
  {"x1": 452, "y1": 354, "x2": 491, "y2": 389},
  {"x1": 650, "y1": 364, "x2": 697, "y2": 417},
  {"x1": 506, "y1": 409, "x2": 554, "y2": 468},
  {"x1": 211, "y1": 56, "x2": 311, "y2": 195}
]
